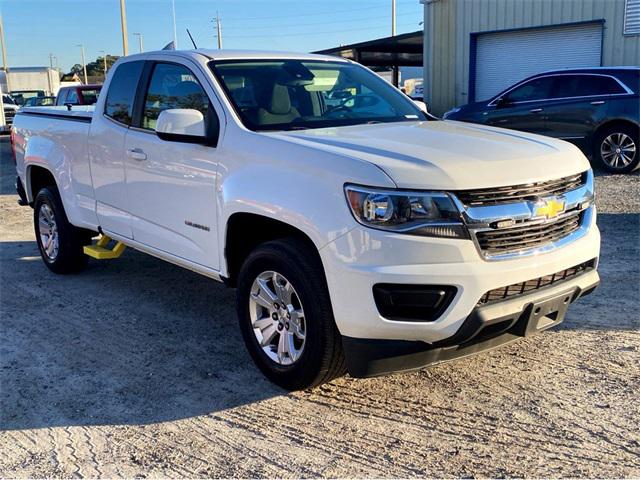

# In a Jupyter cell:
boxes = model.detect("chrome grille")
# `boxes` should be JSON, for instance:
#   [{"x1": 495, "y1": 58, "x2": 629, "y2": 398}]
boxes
[
  {"x1": 475, "y1": 210, "x2": 582, "y2": 255},
  {"x1": 477, "y1": 259, "x2": 596, "y2": 305},
  {"x1": 455, "y1": 173, "x2": 585, "y2": 206},
  {"x1": 3, "y1": 108, "x2": 15, "y2": 126}
]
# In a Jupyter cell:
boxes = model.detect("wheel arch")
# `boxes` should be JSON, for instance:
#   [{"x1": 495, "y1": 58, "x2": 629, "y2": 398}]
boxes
[
  {"x1": 224, "y1": 212, "x2": 323, "y2": 287},
  {"x1": 26, "y1": 164, "x2": 58, "y2": 204},
  {"x1": 592, "y1": 118, "x2": 639, "y2": 149}
]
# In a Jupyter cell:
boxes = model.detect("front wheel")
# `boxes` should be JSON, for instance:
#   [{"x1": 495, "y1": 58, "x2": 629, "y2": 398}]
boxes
[
  {"x1": 594, "y1": 125, "x2": 639, "y2": 173},
  {"x1": 236, "y1": 238, "x2": 345, "y2": 390}
]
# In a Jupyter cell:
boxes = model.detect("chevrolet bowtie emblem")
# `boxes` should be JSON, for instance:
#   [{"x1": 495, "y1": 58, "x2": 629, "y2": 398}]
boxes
[{"x1": 534, "y1": 198, "x2": 566, "y2": 219}]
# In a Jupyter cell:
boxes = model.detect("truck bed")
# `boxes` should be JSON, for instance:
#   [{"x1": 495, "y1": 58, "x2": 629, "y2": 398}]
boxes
[
  {"x1": 13, "y1": 104, "x2": 98, "y2": 231},
  {"x1": 19, "y1": 105, "x2": 94, "y2": 122}
]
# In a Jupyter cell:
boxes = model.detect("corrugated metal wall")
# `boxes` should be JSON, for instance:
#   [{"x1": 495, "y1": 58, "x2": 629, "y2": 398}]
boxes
[
  {"x1": 423, "y1": 0, "x2": 640, "y2": 115},
  {"x1": 423, "y1": 0, "x2": 457, "y2": 115},
  {"x1": 474, "y1": 22, "x2": 603, "y2": 100}
]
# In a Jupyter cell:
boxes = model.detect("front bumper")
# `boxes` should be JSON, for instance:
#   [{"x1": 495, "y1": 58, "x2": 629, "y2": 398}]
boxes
[
  {"x1": 319, "y1": 209, "x2": 600, "y2": 345},
  {"x1": 342, "y1": 268, "x2": 599, "y2": 377}
]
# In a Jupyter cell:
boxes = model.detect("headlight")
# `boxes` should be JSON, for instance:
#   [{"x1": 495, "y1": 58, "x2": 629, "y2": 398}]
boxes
[
  {"x1": 443, "y1": 107, "x2": 461, "y2": 119},
  {"x1": 345, "y1": 185, "x2": 469, "y2": 239}
]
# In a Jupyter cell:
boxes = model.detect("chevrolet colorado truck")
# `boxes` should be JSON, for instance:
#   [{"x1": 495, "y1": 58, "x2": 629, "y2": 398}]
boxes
[{"x1": 12, "y1": 50, "x2": 601, "y2": 390}]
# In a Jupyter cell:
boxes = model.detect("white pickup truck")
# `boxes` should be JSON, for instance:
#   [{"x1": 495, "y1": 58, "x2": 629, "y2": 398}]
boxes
[{"x1": 12, "y1": 50, "x2": 600, "y2": 389}]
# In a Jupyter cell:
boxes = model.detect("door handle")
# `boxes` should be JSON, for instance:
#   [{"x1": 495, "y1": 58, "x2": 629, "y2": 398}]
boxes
[
  {"x1": 591, "y1": 100, "x2": 605, "y2": 105},
  {"x1": 530, "y1": 108, "x2": 543, "y2": 113},
  {"x1": 126, "y1": 148, "x2": 147, "y2": 161}
]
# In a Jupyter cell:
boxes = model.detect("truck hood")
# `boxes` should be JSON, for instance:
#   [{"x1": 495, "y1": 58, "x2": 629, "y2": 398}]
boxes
[{"x1": 269, "y1": 120, "x2": 590, "y2": 190}]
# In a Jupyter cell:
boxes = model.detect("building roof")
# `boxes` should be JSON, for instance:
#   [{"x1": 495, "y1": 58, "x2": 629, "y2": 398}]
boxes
[
  {"x1": 314, "y1": 30, "x2": 423, "y2": 67},
  {"x1": 2, "y1": 66, "x2": 57, "y2": 73}
]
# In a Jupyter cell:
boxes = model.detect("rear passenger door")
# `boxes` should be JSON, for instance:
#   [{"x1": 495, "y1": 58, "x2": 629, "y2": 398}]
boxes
[
  {"x1": 543, "y1": 74, "x2": 626, "y2": 145},
  {"x1": 123, "y1": 59, "x2": 223, "y2": 269}
]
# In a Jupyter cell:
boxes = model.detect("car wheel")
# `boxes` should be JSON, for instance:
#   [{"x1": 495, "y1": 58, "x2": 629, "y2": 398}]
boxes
[
  {"x1": 34, "y1": 186, "x2": 90, "y2": 274},
  {"x1": 236, "y1": 238, "x2": 346, "y2": 390},
  {"x1": 594, "y1": 125, "x2": 639, "y2": 173}
]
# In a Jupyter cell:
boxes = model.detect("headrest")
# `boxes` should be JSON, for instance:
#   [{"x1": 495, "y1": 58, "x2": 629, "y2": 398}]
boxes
[
  {"x1": 268, "y1": 84, "x2": 291, "y2": 115},
  {"x1": 171, "y1": 81, "x2": 202, "y2": 98}
]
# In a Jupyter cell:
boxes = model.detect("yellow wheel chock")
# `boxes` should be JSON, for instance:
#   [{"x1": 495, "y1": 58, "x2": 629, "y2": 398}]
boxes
[{"x1": 83, "y1": 235, "x2": 126, "y2": 260}]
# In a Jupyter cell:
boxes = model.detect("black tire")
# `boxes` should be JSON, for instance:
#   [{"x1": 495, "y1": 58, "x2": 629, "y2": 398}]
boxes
[
  {"x1": 236, "y1": 238, "x2": 346, "y2": 390},
  {"x1": 33, "y1": 186, "x2": 90, "y2": 274},
  {"x1": 593, "y1": 124, "x2": 639, "y2": 173}
]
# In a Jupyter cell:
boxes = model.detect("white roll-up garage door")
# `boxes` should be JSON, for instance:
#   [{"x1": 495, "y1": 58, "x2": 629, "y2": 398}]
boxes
[{"x1": 474, "y1": 23, "x2": 603, "y2": 101}]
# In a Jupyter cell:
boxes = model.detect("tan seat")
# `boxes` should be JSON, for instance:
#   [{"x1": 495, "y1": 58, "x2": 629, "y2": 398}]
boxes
[{"x1": 257, "y1": 84, "x2": 300, "y2": 125}]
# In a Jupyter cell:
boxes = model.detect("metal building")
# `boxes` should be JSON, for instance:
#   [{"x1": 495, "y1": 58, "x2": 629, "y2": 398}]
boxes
[{"x1": 422, "y1": 0, "x2": 640, "y2": 115}]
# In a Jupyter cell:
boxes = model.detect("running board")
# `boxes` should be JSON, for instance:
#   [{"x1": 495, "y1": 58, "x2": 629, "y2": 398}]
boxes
[{"x1": 83, "y1": 235, "x2": 126, "y2": 260}]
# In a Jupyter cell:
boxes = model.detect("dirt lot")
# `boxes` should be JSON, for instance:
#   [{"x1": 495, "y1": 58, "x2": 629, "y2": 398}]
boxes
[{"x1": 1, "y1": 136, "x2": 639, "y2": 477}]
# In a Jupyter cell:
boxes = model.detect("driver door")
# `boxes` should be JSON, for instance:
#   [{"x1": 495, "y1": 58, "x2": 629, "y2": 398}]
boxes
[{"x1": 123, "y1": 59, "x2": 223, "y2": 269}]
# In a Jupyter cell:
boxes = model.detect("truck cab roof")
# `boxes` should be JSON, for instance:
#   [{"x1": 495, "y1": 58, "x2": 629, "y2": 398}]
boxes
[{"x1": 122, "y1": 49, "x2": 349, "y2": 63}]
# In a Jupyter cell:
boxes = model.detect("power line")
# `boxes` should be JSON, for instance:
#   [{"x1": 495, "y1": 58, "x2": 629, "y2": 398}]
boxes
[
  {"x1": 222, "y1": 1, "x2": 418, "y2": 21},
  {"x1": 221, "y1": 11, "x2": 418, "y2": 31},
  {"x1": 222, "y1": 21, "x2": 420, "y2": 39}
]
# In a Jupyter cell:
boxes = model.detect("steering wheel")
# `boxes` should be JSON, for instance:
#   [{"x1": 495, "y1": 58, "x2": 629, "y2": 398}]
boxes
[{"x1": 325, "y1": 104, "x2": 352, "y2": 115}]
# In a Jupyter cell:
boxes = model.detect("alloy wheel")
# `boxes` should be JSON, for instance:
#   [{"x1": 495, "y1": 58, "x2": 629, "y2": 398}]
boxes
[
  {"x1": 249, "y1": 270, "x2": 306, "y2": 365},
  {"x1": 600, "y1": 133, "x2": 637, "y2": 169},
  {"x1": 38, "y1": 203, "x2": 59, "y2": 261}
]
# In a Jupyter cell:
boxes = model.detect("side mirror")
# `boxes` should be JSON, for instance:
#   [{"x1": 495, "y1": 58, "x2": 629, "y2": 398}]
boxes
[
  {"x1": 156, "y1": 109, "x2": 208, "y2": 144},
  {"x1": 495, "y1": 97, "x2": 510, "y2": 109},
  {"x1": 413, "y1": 99, "x2": 429, "y2": 113}
]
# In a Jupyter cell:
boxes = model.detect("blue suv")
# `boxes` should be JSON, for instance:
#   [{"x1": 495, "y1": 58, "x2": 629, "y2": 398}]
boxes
[{"x1": 444, "y1": 67, "x2": 639, "y2": 174}]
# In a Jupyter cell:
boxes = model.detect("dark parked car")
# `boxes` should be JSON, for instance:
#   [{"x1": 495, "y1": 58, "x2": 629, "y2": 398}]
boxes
[
  {"x1": 55, "y1": 84, "x2": 102, "y2": 107},
  {"x1": 444, "y1": 67, "x2": 640, "y2": 173}
]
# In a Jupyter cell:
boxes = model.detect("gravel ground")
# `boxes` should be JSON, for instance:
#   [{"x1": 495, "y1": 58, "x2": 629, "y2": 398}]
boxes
[{"x1": 1, "y1": 136, "x2": 639, "y2": 477}]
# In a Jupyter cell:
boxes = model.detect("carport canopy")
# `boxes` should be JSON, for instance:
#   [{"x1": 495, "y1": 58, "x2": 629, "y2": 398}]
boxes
[{"x1": 314, "y1": 30, "x2": 423, "y2": 86}]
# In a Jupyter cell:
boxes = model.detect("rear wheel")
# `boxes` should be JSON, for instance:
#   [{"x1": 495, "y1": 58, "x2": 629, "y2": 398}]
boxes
[
  {"x1": 34, "y1": 186, "x2": 90, "y2": 274},
  {"x1": 594, "y1": 125, "x2": 639, "y2": 173},
  {"x1": 236, "y1": 238, "x2": 345, "y2": 390}
]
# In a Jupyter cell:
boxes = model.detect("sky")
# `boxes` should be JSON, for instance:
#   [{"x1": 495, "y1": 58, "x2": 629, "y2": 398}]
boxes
[{"x1": 1, "y1": 0, "x2": 423, "y2": 72}]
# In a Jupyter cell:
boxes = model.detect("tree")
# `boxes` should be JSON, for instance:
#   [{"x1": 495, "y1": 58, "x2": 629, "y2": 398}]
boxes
[{"x1": 66, "y1": 55, "x2": 121, "y2": 80}]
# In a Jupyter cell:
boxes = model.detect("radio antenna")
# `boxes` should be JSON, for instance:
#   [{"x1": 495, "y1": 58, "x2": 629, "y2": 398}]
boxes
[{"x1": 186, "y1": 28, "x2": 197, "y2": 49}]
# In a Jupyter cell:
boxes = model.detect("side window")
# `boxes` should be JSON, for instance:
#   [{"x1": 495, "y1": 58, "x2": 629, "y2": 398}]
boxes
[
  {"x1": 503, "y1": 77, "x2": 554, "y2": 103},
  {"x1": 67, "y1": 90, "x2": 78, "y2": 104},
  {"x1": 599, "y1": 76, "x2": 628, "y2": 94},
  {"x1": 80, "y1": 89, "x2": 100, "y2": 105},
  {"x1": 552, "y1": 75, "x2": 627, "y2": 99},
  {"x1": 56, "y1": 90, "x2": 67, "y2": 105},
  {"x1": 142, "y1": 63, "x2": 209, "y2": 130},
  {"x1": 104, "y1": 60, "x2": 144, "y2": 125}
]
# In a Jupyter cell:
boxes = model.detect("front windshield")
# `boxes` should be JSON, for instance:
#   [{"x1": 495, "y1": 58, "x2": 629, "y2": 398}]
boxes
[
  {"x1": 3, "y1": 95, "x2": 15, "y2": 105},
  {"x1": 210, "y1": 59, "x2": 424, "y2": 131}
]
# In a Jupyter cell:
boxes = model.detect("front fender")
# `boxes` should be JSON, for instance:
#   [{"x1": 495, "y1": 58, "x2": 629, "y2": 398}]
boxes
[{"x1": 217, "y1": 132, "x2": 396, "y2": 276}]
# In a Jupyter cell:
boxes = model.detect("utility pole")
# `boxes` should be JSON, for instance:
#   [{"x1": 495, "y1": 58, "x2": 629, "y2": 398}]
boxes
[
  {"x1": 46, "y1": 54, "x2": 54, "y2": 95},
  {"x1": 171, "y1": 0, "x2": 178, "y2": 49},
  {"x1": 77, "y1": 44, "x2": 88, "y2": 84},
  {"x1": 133, "y1": 32, "x2": 144, "y2": 53},
  {"x1": 214, "y1": 12, "x2": 222, "y2": 49},
  {"x1": 391, "y1": 0, "x2": 398, "y2": 87},
  {"x1": 99, "y1": 50, "x2": 108, "y2": 79},
  {"x1": 120, "y1": 0, "x2": 129, "y2": 56},
  {"x1": 0, "y1": 13, "x2": 10, "y2": 93},
  {"x1": 391, "y1": 0, "x2": 396, "y2": 36}
]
